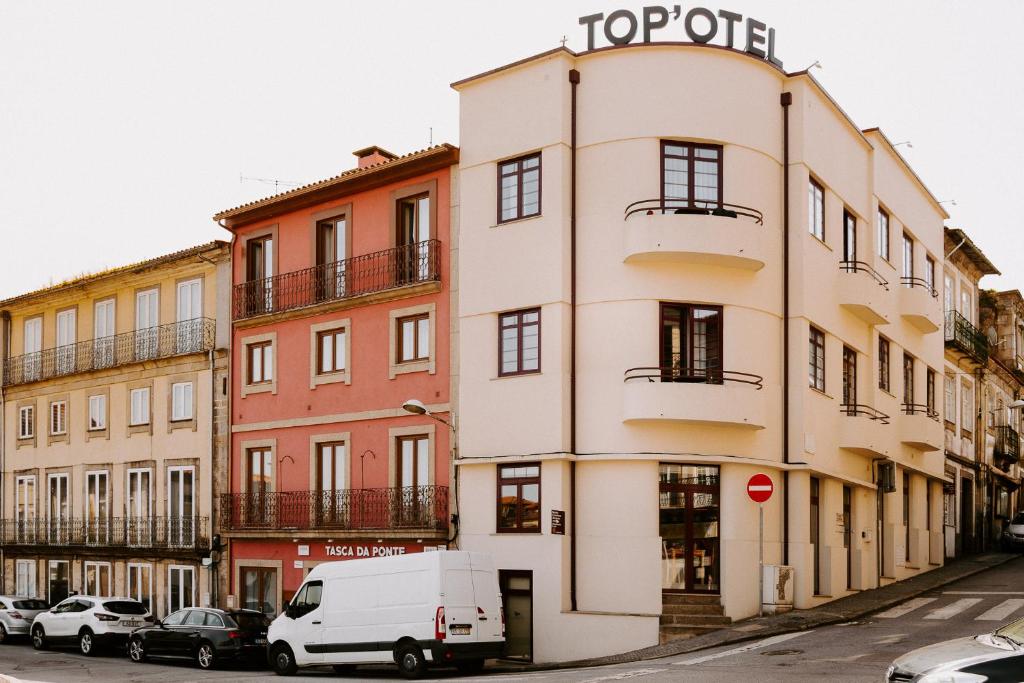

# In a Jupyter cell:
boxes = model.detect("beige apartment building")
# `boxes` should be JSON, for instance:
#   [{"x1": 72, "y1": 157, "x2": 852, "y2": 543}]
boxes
[
  {"x1": 0, "y1": 241, "x2": 230, "y2": 617},
  {"x1": 453, "y1": 43, "x2": 949, "y2": 662}
]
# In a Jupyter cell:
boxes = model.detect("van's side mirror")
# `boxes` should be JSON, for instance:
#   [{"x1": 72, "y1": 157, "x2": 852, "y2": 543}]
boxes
[{"x1": 284, "y1": 604, "x2": 296, "y2": 619}]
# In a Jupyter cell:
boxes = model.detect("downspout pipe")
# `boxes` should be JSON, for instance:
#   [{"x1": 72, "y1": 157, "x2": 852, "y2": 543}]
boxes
[
  {"x1": 1, "y1": 310, "x2": 9, "y2": 593},
  {"x1": 780, "y1": 92, "x2": 792, "y2": 566},
  {"x1": 569, "y1": 67, "x2": 580, "y2": 613}
]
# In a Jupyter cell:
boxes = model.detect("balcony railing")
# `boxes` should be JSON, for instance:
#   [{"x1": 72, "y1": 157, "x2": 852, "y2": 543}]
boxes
[
  {"x1": 233, "y1": 239, "x2": 441, "y2": 320},
  {"x1": 623, "y1": 199, "x2": 763, "y2": 224},
  {"x1": 994, "y1": 425, "x2": 1021, "y2": 468},
  {"x1": 840, "y1": 261, "x2": 889, "y2": 289},
  {"x1": 623, "y1": 365, "x2": 763, "y2": 389},
  {"x1": 900, "y1": 276, "x2": 938, "y2": 298},
  {"x1": 902, "y1": 403, "x2": 940, "y2": 421},
  {"x1": 944, "y1": 310, "x2": 988, "y2": 363},
  {"x1": 0, "y1": 516, "x2": 209, "y2": 550},
  {"x1": 2, "y1": 318, "x2": 215, "y2": 387},
  {"x1": 218, "y1": 486, "x2": 449, "y2": 532},
  {"x1": 840, "y1": 404, "x2": 891, "y2": 424}
]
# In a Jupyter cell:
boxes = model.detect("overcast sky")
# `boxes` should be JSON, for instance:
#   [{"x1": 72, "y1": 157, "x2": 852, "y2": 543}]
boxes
[{"x1": 2, "y1": 1, "x2": 1022, "y2": 299}]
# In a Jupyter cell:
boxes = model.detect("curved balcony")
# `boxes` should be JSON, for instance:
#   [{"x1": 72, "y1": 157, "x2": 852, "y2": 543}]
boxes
[
  {"x1": 622, "y1": 366, "x2": 766, "y2": 429},
  {"x1": 623, "y1": 200, "x2": 768, "y2": 270},
  {"x1": 898, "y1": 278, "x2": 941, "y2": 333},
  {"x1": 899, "y1": 403, "x2": 942, "y2": 452},
  {"x1": 837, "y1": 261, "x2": 892, "y2": 325},
  {"x1": 837, "y1": 404, "x2": 891, "y2": 457}
]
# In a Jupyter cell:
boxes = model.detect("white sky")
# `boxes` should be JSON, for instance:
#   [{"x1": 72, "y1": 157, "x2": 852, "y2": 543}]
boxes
[{"x1": 2, "y1": 1, "x2": 1022, "y2": 299}]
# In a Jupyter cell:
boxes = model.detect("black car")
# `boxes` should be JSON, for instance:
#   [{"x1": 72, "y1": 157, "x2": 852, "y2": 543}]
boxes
[{"x1": 128, "y1": 607, "x2": 270, "y2": 671}]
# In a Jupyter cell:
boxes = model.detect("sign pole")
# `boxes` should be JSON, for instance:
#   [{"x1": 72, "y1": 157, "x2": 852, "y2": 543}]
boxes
[{"x1": 758, "y1": 502, "x2": 764, "y2": 618}]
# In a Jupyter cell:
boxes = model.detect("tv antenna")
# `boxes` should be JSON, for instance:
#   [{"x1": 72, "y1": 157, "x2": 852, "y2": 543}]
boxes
[{"x1": 239, "y1": 173, "x2": 302, "y2": 193}]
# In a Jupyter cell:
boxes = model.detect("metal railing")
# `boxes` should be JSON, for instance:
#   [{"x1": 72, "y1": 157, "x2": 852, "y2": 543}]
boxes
[
  {"x1": 623, "y1": 199, "x2": 764, "y2": 224},
  {"x1": 233, "y1": 239, "x2": 441, "y2": 320},
  {"x1": 902, "y1": 403, "x2": 940, "y2": 422},
  {"x1": 219, "y1": 486, "x2": 449, "y2": 531},
  {"x1": 840, "y1": 404, "x2": 891, "y2": 424},
  {"x1": 944, "y1": 310, "x2": 989, "y2": 363},
  {"x1": 839, "y1": 261, "x2": 890, "y2": 290},
  {"x1": 0, "y1": 516, "x2": 209, "y2": 549},
  {"x1": 899, "y1": 276, "x2": 938, "y2": 297},
  {"x1": 994, "y1": 425, "x2": 1021, "y2": 468},
  {"x1": 623, "y1": 365, "x2": 763, "y2": 389},
  {"x1": 2, "y1": 318, "x2": 215, "y2": 387}
]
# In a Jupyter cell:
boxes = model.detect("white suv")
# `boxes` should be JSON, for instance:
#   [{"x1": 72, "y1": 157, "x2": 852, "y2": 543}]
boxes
[{"x1": 32, "y1": 596, "x2": 151, "y2": 656}]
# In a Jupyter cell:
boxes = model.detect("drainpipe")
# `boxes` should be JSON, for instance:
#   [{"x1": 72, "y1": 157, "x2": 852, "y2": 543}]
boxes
[
  {"x1": 1, "y1": 311, "x2": 8, "y2": 593},
  {"x1": 780, "y1": 91, "x2": 792, "y2": 566},
  {"x1": 208, "y1": 345, "x2": 216, "y2": 608},
  {"x1": 569, "y1": 67, "x2": 580, "y2": 613}
]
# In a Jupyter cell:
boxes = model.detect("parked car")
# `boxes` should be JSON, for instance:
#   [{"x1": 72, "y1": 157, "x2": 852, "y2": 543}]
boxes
[
  {"x1": 1000, "y1": 512, "x2": 1024, "y2": 551},
  {"x1": 886, "y1": 615, "x2": 1024, "y2": 681},
  {"x1": 128, "y1": 607, "x2": 269, "y2": 670},
  {"x1": 267, "y1": 551, "x2": 504, "y2": 679},
  {"x1": 31, "y1": 596, "x2": 151, "y2": 655},
  {"x1": 0, "y1": 596, "x2": 49, "y2": 643}
]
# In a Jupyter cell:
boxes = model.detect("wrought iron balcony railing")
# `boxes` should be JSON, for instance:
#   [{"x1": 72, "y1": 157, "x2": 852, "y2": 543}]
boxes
[
  {"x1": 0, "y1": 516, "x2": 209, "y2": 550},
  {"x1": 944, "y1": 310, "x2": 989, "y2": 363},
  {"x1": 902, "y1": 403, "x2": 940, "y2": 422},
  {"x1": 623, "y1": 198, "x2": 764, "y2": 224},
  {"x1": 840, "y1": 261, "x2": 890, "y2": 289},
  {"x1": 840, "y1": 404, "x2": 891, "y2": 424},
  {"x1": 2, "y1": 318, "x2": 215, "y2": 387},
  {"x1": 233, "y1": 239, "x2": 441, "y2": 320},
  {"x1": 994, "y1": 425, "x2": 1021, "y2": 468},
  {"x1": 900, "y1": 276, "x2": 938, "y2": 298},
  {"x1": 219, "y1": 486, "x2": 449, "y2": 532},
  {"x1": 623, "y1": 365, "x2": 763, "y2": 389}
]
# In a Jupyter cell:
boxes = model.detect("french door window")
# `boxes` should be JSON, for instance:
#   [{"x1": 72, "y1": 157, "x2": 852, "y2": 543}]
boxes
[
  {"x1": 843, "y1": 210, "x2": 856, "y2": 261},
  {"x1": 127, "y1": 468, "x2": 152, "y2": 546},
  {"x1": 16, "y1": 476, "x2": 35, "y2": 542},
  {"x1": 48, "y1": 474, "x2": 69, "y2": 543},
  {"x1": 246, "y1": 235, "x2": 274, "y2": 314},
  {"x1": 247, "y1": 448, "x2": 273, "y2": 525},
  {"x1": 316, "y1": 216, "x2": 347, "y2": 300},
  {"x1": 662, "y1": 141, "x2": 722, "y2": 210},
  {"x1": 84, "y1": 561, "x2": 112, "y2": 597},
  {"x1": 135, "y1": 289, "x2": 159, "y2": 360},
  {"x1": 127, "y1": 563, "x2": 152, "y2": 613},
  {"x1": 16, "y1": 560, "x2": 36, "y2": 598},
  {"x1": 56, "y1": 308, "x2": 76, "y2": 374},
  {"x1": 904, "y1": 354, "x2": 915, "y2": 407},
  {"x1": 842, "y1": 346, "x2": 857, "y2": 408},
  {"x1": 48, "y1": 560, "x2": 69, "y2": 605},
  {"x1": 176, "y1": 278, "x2": 202, "y2": 352},
  {"x1": 903, "y1": 233, "x2": 914, "y2": 286},
  {"x1": 397, "y1": 193, "x2": 431, "y2": 282},
  {"x1": 94, "y1": 298, "x2": 115, "y2": 368},
  {"x1": 241, "y1": 566, "x2": 277, "y2": 616},
  {"x1": 398, "y1": 435, "x2": 429, "y2": 526},
  {"x1": 168, "y1": 566, "x2": 195, "y2": 614},
  {"x1": 878, "y1": 337, "x2": 890, "y2": 392},
  {"x1": 23, "y1": 317, "x2": 42, "y2": 381},
  {"x1": 167, "y1": 466, "x2": 195, "y2": 547},
  {"x1": 659, "y1": 303, "x2": 723, "y2": 383},
  {"x1": 86, "y1": 471, "x2": 109, "y2": 545},
  {"x1": 315, "y1": 442, "x2": 346, "y2": 524}
]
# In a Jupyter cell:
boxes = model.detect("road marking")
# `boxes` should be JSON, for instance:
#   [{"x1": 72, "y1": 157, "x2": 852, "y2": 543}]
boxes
[
  {"x1": 673, "y1": 630, "x2": 813, "y2": 665},
  {"x1": 580, "y1": 669, "x2": 666, "y2": 682},
  {"x1": 945, "y1": 591, "x2": 1024, "y2": 595},
  {"x1": 924, "y1": 598, "x2": 983, "y2": 620},
  {"x1": 874, "y1": 633, "x2": 908, "y2": 645},
  {"x1": 876, "y1": 597, "x2": 937, "y2": 618},
  {"x1": 975, "y1": 599, "x2": 1024, "y2": 621}
]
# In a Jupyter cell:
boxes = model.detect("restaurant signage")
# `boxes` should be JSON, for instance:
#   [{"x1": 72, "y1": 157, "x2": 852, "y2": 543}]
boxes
[
  {"x1": 324, "y1": 543, "x2": 416, "y2": 558},
  {"x1": 579, "y1": 6, "x2": 782, "y2": 67}
]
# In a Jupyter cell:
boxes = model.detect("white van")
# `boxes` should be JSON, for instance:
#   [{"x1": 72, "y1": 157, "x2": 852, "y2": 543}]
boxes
[{"x1": 267, "y1": 550, "x2": 504, "y2": 678}]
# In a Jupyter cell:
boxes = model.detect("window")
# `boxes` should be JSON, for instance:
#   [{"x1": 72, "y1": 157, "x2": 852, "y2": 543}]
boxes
[
  {"x1": 15, "y1": 476, "x2": 35, "y2": 542},
  {"x1": 902, "y1": 233, "x2": 914, "y2": 284},
  {"x1": 877, "y1": 207, "x2": 890, "y2": 260},
  {"x1": 163, "y1": 610, "x2": 188, "y2": 626},
  {"x1": 50, "y1": 400, "x2": 67, "y2": 435},
  {"x1": 808, "y1": 179, "x2": 824, "y2": 240},
  {"x1": 315, "y1": 442, "x2": 346, "y2": 524},
  {"x1": 903, "y1": 472, "x2": 910, "y2": 558},
  {"x1": 85, "y1": 471, "x2": 109, "y2": 544},
  {"x1": 16, "y1": 560, "x2": 35, "y2": 598},
  {"x1": 944, "y1": 273, "x2": 954, "y2": 314},
  {"x1": 171, "y1": 382, "x2": 193, "y2": 421},
  {"x1": 18, "y1": 405, "x2": 34, "y2": 439},
  {"x1": 662, "y1": 141, "x2": 722, "y2": 209},
  {"x1": 660, "y1": 304, "x2": 723, "y2": 383},
  {"x1": 241, "y1": 566, "x2": 277, "y2": 616},
  {"x1": 842, "y1": 209, "x2": 856, "y2": 261},
  {"x1": 842, "y1": 346, "x2": 856, "y2": 407},
  {"x1": 130, "y1": 388, "x2": 150, "y2": 426},
  {"x1": 397, "y1": 314, "x2": 429, "y2": 363},
  {"x1": 185, "y1": 610, "x2": 207, "y2": 626},
  {"x1": 925, "y1": 255, "x2": 936, "y2": 294},
  {"x1": 245, "y1": 235, "x2": 274, "y2": 315},
  {"x1": 926, "y1": 369, "x2": 936, "y2": 416},
  {"x1": 127, "y1": 564, "x2": 152, "y2": 613},
  {"x1": 291, "y1": 579, "x2": 322, "y2": 618},
  {"x1": 497, "y1": 464, "x2": 541, "y2": 533},
  {"x1": 961, "y1": 381, "x2": 973, "y2": 436},
  {"x1": 499, "y1": 309, "x2": 541, "y2": 376},
  {"x1": 84, "y1": 561, "x2": 112, "y2": 597},
  {"x1": 397, "y1": 435, "x2": 429, "y2": 488},
  {"x1": 878, "y1": 337, "x2": 890, "y2": 392},
  {"x1": 903, "y1": 353, "x2": 915, "y2": 406},
  {"x1": 168, "y1": 566, "x2": 195, "y2": 615},
  {"x1": 316, "y1": 216, "x2": 348, "y2": 300},
  {"x1": 944, "y1": 373, "x2": 956, "y2": 425},
  {"x1": 316, "y1": 328, "x2": 347, "y2": 375},
  {"x1": 498, "y1": 153, "x2": 541, "y2": 222},
  {"x1": 809, "y1": 327, "x2": 825, "y2": 392},
  {"x1": 88, "y1": 394, "x2": 106, "y2": 430},
  {"x1": 960, "y1": 289, "x2": 972, "y2": 322},
  {"x1": 247, "y1": 341, "x2": 273, "y2": 384}
]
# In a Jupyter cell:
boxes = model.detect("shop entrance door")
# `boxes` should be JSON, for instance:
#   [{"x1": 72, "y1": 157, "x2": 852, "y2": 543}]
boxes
[
  {"x1": 660, "y1": 464, "x2": 720, "y2": 593},
  {"x1": 498, "y1": 570, "x2": 532, "y2": 661}
]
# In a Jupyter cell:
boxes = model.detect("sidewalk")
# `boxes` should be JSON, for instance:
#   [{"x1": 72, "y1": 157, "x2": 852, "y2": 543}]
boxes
[{"x1": 489, "y1": 552, "x2": 1019, "y2": 673}]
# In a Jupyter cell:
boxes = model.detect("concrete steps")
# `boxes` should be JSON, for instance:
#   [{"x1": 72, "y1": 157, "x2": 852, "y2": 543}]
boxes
[{"x1": 659, "y1": 592, "x2": 731, "y2": 644}]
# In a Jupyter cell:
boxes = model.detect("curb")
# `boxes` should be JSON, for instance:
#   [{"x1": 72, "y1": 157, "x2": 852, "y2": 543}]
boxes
[{"x1": 485, "y1": 553, "x2": 1020, "y2": 674}]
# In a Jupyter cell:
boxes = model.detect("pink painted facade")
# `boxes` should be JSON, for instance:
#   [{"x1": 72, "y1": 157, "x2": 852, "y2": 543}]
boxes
[{"x1": 216, "y1": 145, "x2": 458, "y2": 612}]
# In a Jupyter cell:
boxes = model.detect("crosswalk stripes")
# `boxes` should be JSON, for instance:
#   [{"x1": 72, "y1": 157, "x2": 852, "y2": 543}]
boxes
[
  {"x1": 876, "y1": 597, "x2": 937, "y2": 619},
  {"x1": 975, "y1": 598, "x2": 1024, "y2": 621},
  {"x1": 924, "y1": 598, "x2": 983, "y2": 619},
  {"x1": 876, "y1": 595, "x2": 1024, "y2": 621}
]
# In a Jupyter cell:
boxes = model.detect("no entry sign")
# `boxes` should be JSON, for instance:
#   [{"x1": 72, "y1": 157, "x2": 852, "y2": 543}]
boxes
[{"x1": 747, "y1": 473, "x2": 774, "y2": 503}]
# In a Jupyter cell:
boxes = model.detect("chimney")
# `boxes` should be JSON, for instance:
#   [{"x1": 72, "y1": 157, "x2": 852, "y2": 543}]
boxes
[{"x1": 353, "y1": 145, "x2": 398, "y2": 170}]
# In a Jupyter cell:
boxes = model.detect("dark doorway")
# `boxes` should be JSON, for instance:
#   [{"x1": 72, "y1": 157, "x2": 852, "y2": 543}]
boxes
[
  {"x1": 843, "y1": 485, "x2": 853, "y2": 590},
  {"x1": 660, "y1": 464, "x2": 720, "y2": 593},
  {"x1": 498, "y1": 570, "x2": 532, "y2": 661},
  {"x1": 810, "y1": 477, "x2": 820, "y2": 595},
  {"x1": 961, "y1": 477, "x2": 974, "y2": 553}
]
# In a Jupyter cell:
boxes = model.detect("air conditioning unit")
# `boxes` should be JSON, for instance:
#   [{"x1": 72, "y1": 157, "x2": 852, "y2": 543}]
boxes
[{"x1": 762, "y1": 565, "x2": 794, "y2": 614}]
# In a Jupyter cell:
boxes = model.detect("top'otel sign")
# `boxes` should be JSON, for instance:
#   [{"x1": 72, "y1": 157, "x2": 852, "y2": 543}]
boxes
[{"x1": 579, "y1": 6, "x2": 783, "y2": 68}]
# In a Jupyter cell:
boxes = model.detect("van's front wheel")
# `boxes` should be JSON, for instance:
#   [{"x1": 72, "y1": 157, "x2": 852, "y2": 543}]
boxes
[
  {"x1": 270, "y1": 643, "x2": 298, "y2": 676},
  {"x1": 395, "y1": 642, "x2": 427, "y2": 679}
]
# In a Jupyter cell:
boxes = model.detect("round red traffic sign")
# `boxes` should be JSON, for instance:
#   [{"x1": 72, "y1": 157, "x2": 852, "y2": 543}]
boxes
[{"x1": 747, "y1": 473, "x2": 774, "y2": 503}]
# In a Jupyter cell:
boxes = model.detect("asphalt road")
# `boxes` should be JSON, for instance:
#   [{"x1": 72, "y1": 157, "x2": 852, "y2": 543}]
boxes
[{"x1": 2, "y1": 556, "x2": 1022, "y2": 683}]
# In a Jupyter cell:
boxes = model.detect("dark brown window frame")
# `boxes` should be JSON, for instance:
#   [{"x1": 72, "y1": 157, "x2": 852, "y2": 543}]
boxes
[
  {"x1": 397, "y1": 192, "x2": 431, "y2": 246},
  {"x1": 903, "y1": 353, "x2": 915, "y2": 406},
  {"x1": 809, "y1": 326, "x2": 825, "y2": 392},
  {"x1": 246, "y1": 341, "x2": 273, "y2": 385},
  {"x1": 659, "y1": 302, "x2": 724, "y2": 383},
  {"x1": 395, "y1": 434, "x2": 429, "y2": 488},
  {"x1": 315, "y1": 327, "x2": 346, "y2": 375},
  {"x1": 496, "y1": 463, "x2": 541, "y2": 534},
  {"x1": 246, "y1": 448, "x2": 273, "y2": 496},
  {"x1": 396, "y1": 314, "x2": 430, "y2": 364},
  {"x1": 498, "y1": 308, "x2": 542, "y2": 377},
  {"x1": 660, "y1": 140, "x2": 724, "y2": 209},
  {"x1": 842, "y1": 345, "x2": 857, "y2": 406},
  {"x1": 926, "y1": 368, "x2": 936, "y2": 415},
  {"x1": 497, "y1": 153, "x2": 542, "y2": 224},
  {"x1": 807, "y1": 178, "x2": 825, "y2": 240},
  {"x1": 842, "y1": 208, "x2": 856, "y2": 261},
  {"x1": 878, "y1": 207, "x2": 891, "y2": 262},
  {"x1": 878, "y1": 336, "x2": 891, "y2": 392},
  {"x1": 239, "y1": 565, "x2": 277, "y2": 616}
]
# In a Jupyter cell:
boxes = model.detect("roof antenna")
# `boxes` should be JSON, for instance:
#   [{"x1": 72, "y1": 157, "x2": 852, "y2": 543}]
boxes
[
  {"x1": 429, "y1": 126, "x2": 433, "y2": 146},
  {"x1": 240, "y1": 174, "x2": 301, "y2": 193}
]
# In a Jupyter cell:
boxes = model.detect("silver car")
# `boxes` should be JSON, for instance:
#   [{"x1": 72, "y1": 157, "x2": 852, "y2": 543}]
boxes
[
  {"x1": 886, "y1": 616, "x2": 1024, "y2": 681},
  {"x1": 0, "y1": 596, "x2": 49, "y2": 643},
  {"x1": 1000, "y1": 512, "x2": 1024, "y2": 552}
]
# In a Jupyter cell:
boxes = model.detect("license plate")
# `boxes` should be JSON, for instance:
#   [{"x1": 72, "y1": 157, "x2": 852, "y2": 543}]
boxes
[
  {"x1": 450, "y1": 624, "x2": 471, "y2": 636},
  {"x1": 121, "y1": 621, "x2": 142, "y2": 628},
  {"x1": 254, "y1": 638, "x2": 267, "y2": 645}
]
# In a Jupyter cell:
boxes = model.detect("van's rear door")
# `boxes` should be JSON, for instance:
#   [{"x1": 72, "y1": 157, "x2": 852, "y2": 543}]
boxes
[
  {"x1": 469, "y1": 554, "x2": 503, "y2": 641},
  {"x1": 441, "y1": 554, "x2": 480, "y2": 644}
]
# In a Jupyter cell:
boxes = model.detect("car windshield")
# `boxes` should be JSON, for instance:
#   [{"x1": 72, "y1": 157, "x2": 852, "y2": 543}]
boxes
[
  {"x1": 1011, "y1": 512, "x2": 1024, "y2": 525},
  {"x1": 995, "y1": 617, "x2": 1024, "y2": 645},
  {"x1": 103, "y1": 601, "x2": 146, "y2": 615},
  {"x1": 13, "y1": 600, "x2": 48, "y2": 610},
  {"x1": 231, "y1": 612, "x2": 271, "y2": 630}
]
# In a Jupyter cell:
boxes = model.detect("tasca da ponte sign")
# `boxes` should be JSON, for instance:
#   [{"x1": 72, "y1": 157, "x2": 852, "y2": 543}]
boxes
[{"x1": 579, "y1": 6, "x2": 783, "y2": 68}]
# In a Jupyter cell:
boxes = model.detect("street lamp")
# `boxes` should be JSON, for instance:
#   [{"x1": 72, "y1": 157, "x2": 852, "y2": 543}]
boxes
[{"x1": 402, "y1": 398, "x2": 454, "y2": 429}]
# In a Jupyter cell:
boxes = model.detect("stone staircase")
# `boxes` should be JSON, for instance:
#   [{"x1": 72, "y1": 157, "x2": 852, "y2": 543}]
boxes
[{"x1": 660, "y1": 593, "x2": 732, "y2": 644}]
